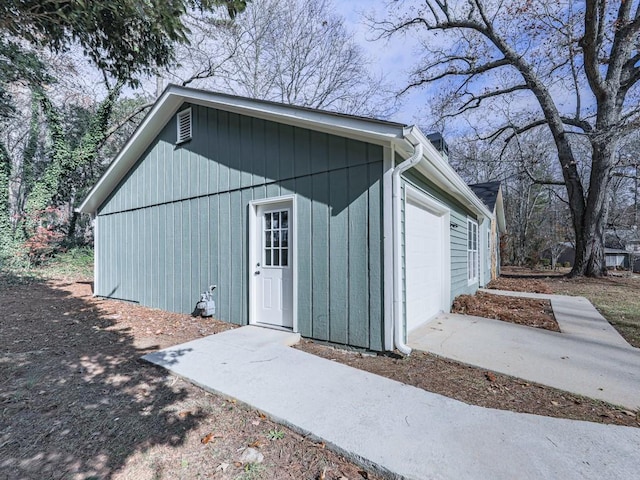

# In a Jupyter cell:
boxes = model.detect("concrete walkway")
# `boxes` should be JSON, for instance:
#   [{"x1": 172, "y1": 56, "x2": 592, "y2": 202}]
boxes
[
  {"x1": 144, "y1": 326, "x2": 640, "y2": 480},
  {"x1": 409, "y1": 290, "x2": 640, "y2": 410}
]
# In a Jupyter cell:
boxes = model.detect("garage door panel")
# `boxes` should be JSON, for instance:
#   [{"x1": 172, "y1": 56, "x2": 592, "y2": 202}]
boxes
[{"x1": 405, "y1": 198, "x2": 445, "y2": 332}]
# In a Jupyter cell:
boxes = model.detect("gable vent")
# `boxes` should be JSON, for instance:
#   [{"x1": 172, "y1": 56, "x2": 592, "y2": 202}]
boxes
[{"x1": 176, "y1": 108, "x2": 192, "y2": 144}]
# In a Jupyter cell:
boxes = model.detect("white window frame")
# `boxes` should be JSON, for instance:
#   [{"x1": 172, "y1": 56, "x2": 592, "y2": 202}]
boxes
[
  {"x1": 467, "y1": 218, "x2": 479, "y2": 285},
  {"x1": 261, "y1": 207, "x2": 291, "y2": 268},
  {"x1": 176, "y1": 107, "x2": 192, "y2": 144}
]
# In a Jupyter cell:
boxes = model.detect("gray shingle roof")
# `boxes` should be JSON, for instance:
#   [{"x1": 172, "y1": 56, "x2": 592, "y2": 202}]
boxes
[{"x1": 469, "y1": 181, "x2": 501, "y2": 211}]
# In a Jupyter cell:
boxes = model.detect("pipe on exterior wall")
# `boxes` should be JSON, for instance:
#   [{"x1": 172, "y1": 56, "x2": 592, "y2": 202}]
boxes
[{"x1": 392, "y1": 138, "x2": 423, "y2": 355}]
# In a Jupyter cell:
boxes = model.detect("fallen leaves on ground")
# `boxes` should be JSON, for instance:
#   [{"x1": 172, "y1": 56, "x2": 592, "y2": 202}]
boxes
[
  {"x1": 451, "y1": 292, "x2": 560, "y2": 332},
  {"x1": 487, "y1": 277, "x2": 553, "y2": 294},
  {"x1": 200, "y1": 433, "x2": 218, "y2": 445},
  {"x1": 0, "y1": 274, "x2": 382, "y2": 480}
]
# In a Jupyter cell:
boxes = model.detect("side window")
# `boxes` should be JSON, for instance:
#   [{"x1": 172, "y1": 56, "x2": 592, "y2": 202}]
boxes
[{"x1": 467, "y1": 219, "x2": 478, "y2": 283}]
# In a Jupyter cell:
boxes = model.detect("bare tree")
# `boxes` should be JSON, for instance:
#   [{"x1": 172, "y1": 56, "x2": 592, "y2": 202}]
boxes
[
  {"x1": 166, "y1": 0, "x2": 395, "y2": 117},
  {"x1": 450, "y1": 129, "x2": 573, "y2": 267},
  {"x1": 375, "y1": 0, "x2": 640, "y2": 276}
]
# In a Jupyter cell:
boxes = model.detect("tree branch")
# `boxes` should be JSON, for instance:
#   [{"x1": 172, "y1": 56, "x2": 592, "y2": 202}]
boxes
[
  {"x1": 97, "y1": 102, "x2": 154, "y2": 150},
  {"x1": 521, "y1": 163, "x2": 565, "y2": 186},
  {"x1": 401, "y1": 57, "x2": 511, "y2": 94},
  {"x1": 580, "y1": 0, "x2": 607, "y2": 100}
]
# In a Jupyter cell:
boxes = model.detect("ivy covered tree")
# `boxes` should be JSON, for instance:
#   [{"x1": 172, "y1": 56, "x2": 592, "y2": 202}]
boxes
[{"x1": 0, "y1": 0, "x2": 249, "y2": 266}]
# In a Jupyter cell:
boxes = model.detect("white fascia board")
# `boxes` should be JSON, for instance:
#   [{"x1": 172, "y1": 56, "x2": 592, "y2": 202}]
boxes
[
  {"x1": 78, "y1": 85, "x2": 405, "y2": 214},
  {"x1": 77, "y1": 92, "x2": 184, "y2": 213},
  {"x1": 399, "y1": 126, "x2": 492, "y2": 220},
  {"x1": 182, "y1": 88, "x2": 405, "y2": 144}
]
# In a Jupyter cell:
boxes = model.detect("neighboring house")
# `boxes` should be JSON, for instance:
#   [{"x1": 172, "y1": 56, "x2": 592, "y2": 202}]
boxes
[
  {"x1": 605, "y1": 227, "x2": 640, "y2": 272},
  {"x1": 605, "y1": 248, "x2": 633, "y2": 269},
  {"x1": 543, "y1": 243, "x2": 635, "y2": 271},
  {"x1": 468, "y1": 181, "x2": 506, "y2": 282},
  {"x1": 605, "y1": 227, "x2": 640, "y2": 253},
  {"x1": 78, "y1": 86, "x2": 493, "y2": 353}
]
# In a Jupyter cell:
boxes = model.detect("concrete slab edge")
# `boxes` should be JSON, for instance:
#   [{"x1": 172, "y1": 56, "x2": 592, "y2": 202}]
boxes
[
  {"x1": 480, "y1": 288, "x2": 635, "y2": 348},
  {"x1": 141, "y1": 356, "x2": 408, "y2": 480}
]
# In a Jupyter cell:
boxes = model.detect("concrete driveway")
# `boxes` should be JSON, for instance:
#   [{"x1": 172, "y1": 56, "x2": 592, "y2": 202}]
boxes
[
  {"x1": 409, "y1": 290, "x2": 640, "y2": 410},
  {"x1": 144, "y1": 326, "x2": 640, "y2": 480}
]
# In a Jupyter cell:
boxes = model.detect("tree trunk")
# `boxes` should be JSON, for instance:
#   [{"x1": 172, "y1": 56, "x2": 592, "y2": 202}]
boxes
[
  {"x1": 67, "y1": 211, "x2": 79, "y2": 245},
  {"x1": 569, "y1": 140, "x2": 615, "y2": 277}
]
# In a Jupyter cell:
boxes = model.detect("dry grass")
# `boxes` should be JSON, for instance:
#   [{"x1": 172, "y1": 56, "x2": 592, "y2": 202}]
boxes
[{"x1": 546, "y1": 274, "x2": 640, "y2": 348}]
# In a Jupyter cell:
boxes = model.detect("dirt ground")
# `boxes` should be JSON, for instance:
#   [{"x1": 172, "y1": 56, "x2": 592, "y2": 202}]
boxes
[
  {"x1": 2, "y1": 268, "x2": 639, "y2": 480},
  {"x1": 0, "y1": 274, "x2": 380, "y2": 480}
]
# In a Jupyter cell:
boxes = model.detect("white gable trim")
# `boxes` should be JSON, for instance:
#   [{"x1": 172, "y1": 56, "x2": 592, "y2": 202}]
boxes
[
  {"x1": 78, "y1": 85, "x2": 406, "y2": 214},
  {"x1": 78, "y1": 85, "x2": 492, "y2": 220}
]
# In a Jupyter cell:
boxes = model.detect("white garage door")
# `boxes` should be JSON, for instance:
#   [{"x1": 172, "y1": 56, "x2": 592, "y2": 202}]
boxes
[{"x1": 405, "y1": 196, "x2": 446, "y2": 332}]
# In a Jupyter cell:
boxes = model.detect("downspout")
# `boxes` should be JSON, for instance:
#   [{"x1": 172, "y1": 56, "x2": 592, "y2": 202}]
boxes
[{"x1": 392, "y1": 138, "x2": 424, "y2": 355}]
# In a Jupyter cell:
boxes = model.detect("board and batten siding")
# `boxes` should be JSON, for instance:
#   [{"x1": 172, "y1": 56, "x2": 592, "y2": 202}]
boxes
[
  {"x1": 400, "y1": 168, "x2": 480, "y2": 307},
  {"x1": 95, "y1": 103, "x2": 385, "y2": 350}
]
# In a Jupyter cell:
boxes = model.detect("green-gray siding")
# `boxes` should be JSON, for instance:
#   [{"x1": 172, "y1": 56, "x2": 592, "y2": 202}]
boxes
[{"x1": 96, "y1": 104, "x2": 385, "y2": 350}]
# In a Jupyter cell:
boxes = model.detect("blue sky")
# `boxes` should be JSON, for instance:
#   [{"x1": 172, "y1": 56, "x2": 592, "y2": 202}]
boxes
[{"x1": 336, "y1": 1, "x2": 428, "y2": 125}]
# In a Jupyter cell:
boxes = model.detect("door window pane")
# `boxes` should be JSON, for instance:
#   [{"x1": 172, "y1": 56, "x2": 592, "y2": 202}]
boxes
[{"x1": 262, "y1": 208, "x2": 290, "y2": 268}]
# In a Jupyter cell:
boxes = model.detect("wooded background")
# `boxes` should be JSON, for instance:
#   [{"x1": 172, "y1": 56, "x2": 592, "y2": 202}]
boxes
[{"x1": 1, "y1": 0, "x2": 639, "y2": 276}]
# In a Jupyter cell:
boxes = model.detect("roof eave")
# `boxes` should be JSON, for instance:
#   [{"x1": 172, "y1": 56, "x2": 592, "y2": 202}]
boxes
[
  {"x1": 77, "y1": 89, "x2": 184, "y2": 214},
  {"x1": 78, "y1": 85, "x2": 407, "y2": 215},
  {"x1": 399, "y1": 127, "x2": 492, "y2": 220}
]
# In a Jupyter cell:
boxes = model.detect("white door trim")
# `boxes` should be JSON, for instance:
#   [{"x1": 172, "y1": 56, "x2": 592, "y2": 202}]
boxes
[
  {"x1": 403, "y1": 185, "x2": 451, "y2": 327},
  {"x1": 248, "y1": 194, "x2": 298, "y2": 332}
]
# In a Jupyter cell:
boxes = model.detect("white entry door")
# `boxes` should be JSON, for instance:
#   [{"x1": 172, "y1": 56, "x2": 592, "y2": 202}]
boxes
[{"x1": 254, "y1": 203, "x2": 293, "y2": 328}]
